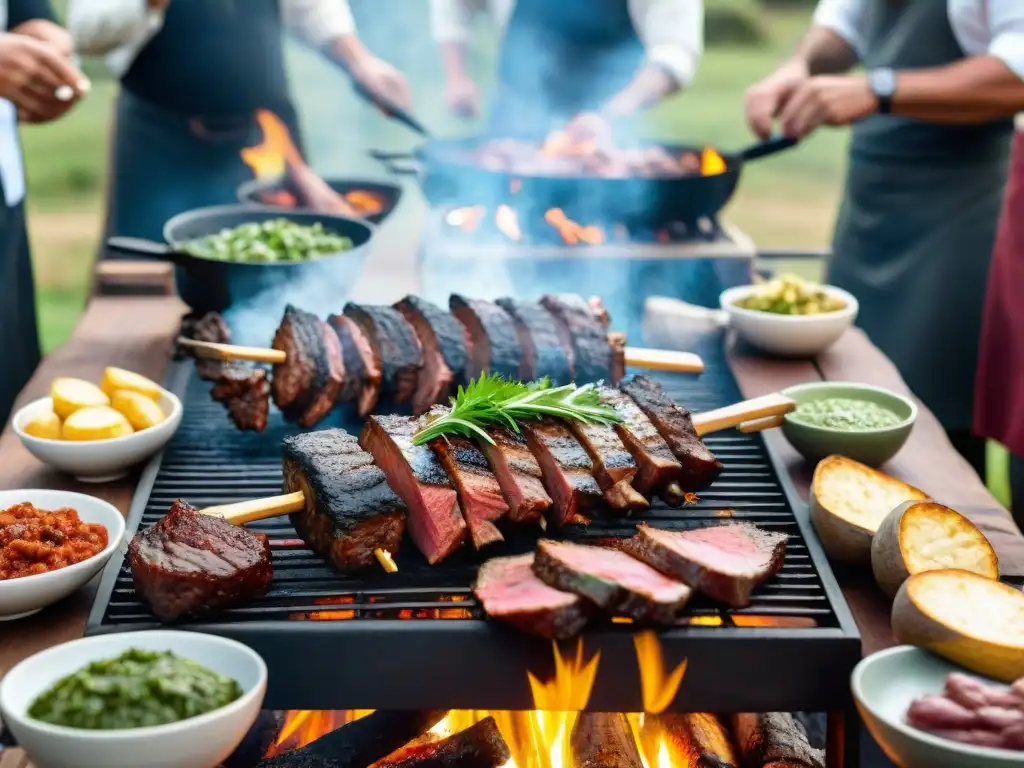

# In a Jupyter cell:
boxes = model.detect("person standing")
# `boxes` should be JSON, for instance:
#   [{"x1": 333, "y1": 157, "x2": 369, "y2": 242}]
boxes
[
  {"x1": 744, "y1": 0, "x2": 1024, "y2": 476},
  {"x1": 0, "y1": 0, "x2": 87, "y2": 425}
]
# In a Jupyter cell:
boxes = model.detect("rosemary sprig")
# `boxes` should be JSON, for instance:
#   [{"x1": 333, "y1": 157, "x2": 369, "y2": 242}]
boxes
[{"x1": 411, "y1": 373, "x2": 622, "y2": 445}]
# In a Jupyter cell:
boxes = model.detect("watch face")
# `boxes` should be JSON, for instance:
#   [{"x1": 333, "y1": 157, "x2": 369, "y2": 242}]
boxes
[{"x1": 872, "y1": 69, "x2": 896, "y2": 98}]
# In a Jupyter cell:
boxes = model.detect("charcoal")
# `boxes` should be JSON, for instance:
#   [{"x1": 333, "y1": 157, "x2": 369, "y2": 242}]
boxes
[{"x1": 374, "y1": 716, "x2": 510, "y2": 768}]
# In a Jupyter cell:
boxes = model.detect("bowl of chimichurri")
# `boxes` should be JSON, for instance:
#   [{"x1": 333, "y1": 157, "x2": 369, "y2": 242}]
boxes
[
  {"x1": 0, "y1": 630, "x2": 266, "y2": 768},
  {"x1": 780, "y1": 382, "x2": 917, "y2": 467}
]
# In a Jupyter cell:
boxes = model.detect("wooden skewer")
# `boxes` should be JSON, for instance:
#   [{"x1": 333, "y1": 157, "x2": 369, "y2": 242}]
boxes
[{"x1": 691, "y1": 393, "x2": 795, "y2": 436}]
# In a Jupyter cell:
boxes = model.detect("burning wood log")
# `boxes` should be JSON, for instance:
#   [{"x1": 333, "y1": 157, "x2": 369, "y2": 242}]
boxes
[
  {"x1": 257, "y1": 711, "x2": 447, "y2": 768},
  {"x1": 642, "y1": 713, "x2": 738, "y2": 768},
  {"x1": 224, "y1": 710, "x2": 286, "y2": 768},
  {"x1": 372, "y1": 716, "x2": 511, "y2": 768},
  {"x1": 571, "y1": 712, "x2": 645, "y2": 768},
  {"x1": 730, "y1": 713, "x2": 826, "y2": 768}
]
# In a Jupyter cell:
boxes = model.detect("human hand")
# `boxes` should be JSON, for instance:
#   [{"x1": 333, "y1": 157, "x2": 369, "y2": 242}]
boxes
[
  {"x1": 148, "y1": 0, "x2": 171, "y2": 9},
  {"x1": 350, "y1": 52, "x2": 412, "y2": 113},
  {"x1": 563, "y1": 111, "x2": 613, "y2": 152},
  {"x1": 445, "y1": 75, "x2": 480, "y2": 118},
  {"x1": 0, "y1": 33, "x2": 87, "y2": 124},
  {"x1": 286, "y1": 159, "x2": 358, "y2": 216},
  {"x1": 744, "y1": 60, "x2": 810, "y2": 140},
  {"x1": 10, "y1": 19, "x2": 73, "y2": 59},
  {"x1": 778, "y1": 74, "x2": 877, "y2": 139}
]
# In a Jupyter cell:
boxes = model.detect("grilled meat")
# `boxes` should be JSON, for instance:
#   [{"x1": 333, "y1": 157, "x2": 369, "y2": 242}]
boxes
[
  {"x1": 730, "y1": 714, "x2": 825, "y2": 768},
  {"x1": 429, "y1": 426, "x2": 507, "y2": 549},
  {"x1": 624, "y1": 523, "x2": 787, "y2": 608},
  {"x1": 271, "y1": 305, "x2": 345, "y2": 428},
  {"x1": 360, "y1": 415, "x2": 467, "y2": 564},
  {"x1": 395, "y1": 295, "x2": 467, "y2": 413},
  {"x1": 179, "y1": 311, "x2": 233, "y2": 380},
  {"x1": 533, "y1": 539, "x2": 692, "y2": 623},
  {"x1": 478, "y1": 425, "x2": 552, "y2": 524},
  {"x1": 495, "y1": 298, "x2": 572, "y2": 384},
  {"x1": 619, "y1": 374, "x2": 723, "y2": 490},
  {"x1": 521, "y1": 419, "x2": 603, "y2": 526},
  {"x1": 599, "y1": 387, "x2": 684, "y2": 500},
  {"x1": 344, "y1": 304, "x2": 423, "y2": 409},
  {"x1": 210, "y1": 363, "x2": 271, "y2": 432},
  {"x1": 564, "y1": 420, "x2": 647, "y2": 511},
  {"x1": 540, "y1": 293, "x2": 612, "y2": 382},
  {"x1": 283, "y1": 429, "x2": 406, "y2": 572},
  {"x1": 449, "y1": 295, "x2": 522, "y2": 380},
  {"x1": 128, "y1": 499, "x2": 272, "y2": 621},
  {"x1": 473, "y1": 553, "x2": 590, "y2": 639},
  {"x1": 329, "y1": 313, "x2": 381, "y2": 408}
]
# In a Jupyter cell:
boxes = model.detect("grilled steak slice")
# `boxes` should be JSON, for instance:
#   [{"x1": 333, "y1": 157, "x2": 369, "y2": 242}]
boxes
[
  {"x1": 283, "y1": 429, "x2": 406, "y2": 571},
  {"x1": 624, "y1": 523, "x2": 788, "y2": 608},
  {"x1": 730, "y1": 714, "x2": 825, "y2": 768},
  {"x1": 450, "y1": 295, "x2": 522, "y2": 380},
  {"x1": 533, "y1": 539, "x2": 692, "y2": 623},
  {"x1": 522, "y1": 419, "x2": 603, "y2": 527},
  {"x1": 495, "y1": 298, "x2": 572, "y2": 384},
  {"x1": 429, "y1": 429, "x2": 507, "y2": 549},
  {"x1": 564, "y1": 420, "x2": 647, "y2": 511},
  {"x1": 619, "y1": 374, "x2": 723, "y2": 490},
  {"x1": 128, "y1": 499, "x2": 272, "y2": 621},
  {"x1": 210, "y1": 363, "x2": 271, "y2": 432},
  {"x1": 344, "y1": 304, "x2": 423, "y2": 407},
  {"x1": 271, "y1": 305, "x2": 344, "y2": 427},
  {"x1": 599, "y1": 387, "x2": 683, "y2": 500},
  {"x1": 395, "y1": 296, "x2": 466, "y2": 414},
  {"x1": 540, "y1": 293, "x2": 612, "y2": 382},
  {"x1": 473, "y1": 554, "x2": 590, "y2": 639},
  {"x1": 360, "y1": 415, "x2": 467, "y2": 564},
  {"x1": 478, "y1": 426, "x2": 551, "y2": 524},
  {"x1": 329, "y1": 313, "x2": 381, "y2": 407}
]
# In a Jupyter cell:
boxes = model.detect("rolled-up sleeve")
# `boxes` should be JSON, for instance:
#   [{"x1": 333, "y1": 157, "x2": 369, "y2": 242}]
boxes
[
  {"x1": 631, "y1": 0, "x2": 703, "y2": 88},
  {"x1": 812, "y1": 0, "x2": 869, "y2": 58},
  {"x1": 66, "y1": 0, "x2": 163, "y2": 57},
  {"x1": 987, "y1": 4, "x2": 1024, "y2": 83},
  {"x1": 282, "y1": 0, "x2": 357, "y2": 47}
]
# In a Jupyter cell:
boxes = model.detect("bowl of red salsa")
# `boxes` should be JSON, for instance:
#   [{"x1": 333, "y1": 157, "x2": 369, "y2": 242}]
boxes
[{"x1": 0, "y1": 489, "x2": 125, "y2": 621}]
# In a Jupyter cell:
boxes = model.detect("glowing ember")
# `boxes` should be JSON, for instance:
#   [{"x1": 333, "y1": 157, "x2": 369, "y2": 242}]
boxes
[
  {"x1": 446, "y1": 205, "x2": 486, "y2": 232},
  {"x1": 496, "y1": 204, "x2": 523, "y2": 241},
  {"x1": 544, "y1": 208, "x2": 605, "y2": 245}
]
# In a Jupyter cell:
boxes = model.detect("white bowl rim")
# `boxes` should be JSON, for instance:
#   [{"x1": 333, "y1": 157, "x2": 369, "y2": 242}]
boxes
[
  {"x1": 852, "y1": 645, "x2": 1024, "y2": 761},
  {"x1": 0, "y1": 630, "x2": 267, "y2": 740},
  {"x1": 0, "y1": 489, "x2": 126, "y2": 593},
  {"x1": 12, "y1": 389, "x2": 182, "y2": 446},
  {"x1": 780, "y1": 381, "x2": 918, "y2": 435},
  {"x1": 720, "y1": 283, "x2": 859, "y2": 322}
]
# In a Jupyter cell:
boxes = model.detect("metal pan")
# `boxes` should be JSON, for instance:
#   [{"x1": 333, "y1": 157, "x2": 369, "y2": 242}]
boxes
[
  {"x1": 106, "y1": 205, "x2": 375, "y2": 313},
  {"x1": 235, "y1": 178, "x2": 402, "y2": 225}
]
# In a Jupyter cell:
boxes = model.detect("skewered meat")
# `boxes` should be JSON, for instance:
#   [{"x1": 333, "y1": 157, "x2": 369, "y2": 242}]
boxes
[
  {"x1": 521, "y1": 418, "x2": 603, "y2": 526},
  {"x1": 624, "y1": 523, "x2": 787, "y2": 608},
  {"x1": 571, "y1": 713, "x2": 644, "y2": 768},
  {"x1": 344, "y1": 304, "x2": 423, "y2": 409},
  {"x1": 473, "y1": 553, "x2": 590, "y2": 639},
  {"x1": 360, "y1": 415, "x2": 467, "y2": 564},
  {"x1": 620, "y1": 374, "x2": 723, "y2": 490},
  {"x1": 533, "y1": 539, "x2": 692, "y2": 623},
  {"x1": 271, "y1": 305, "x2": 345, "y2": 428},
  {"x1": 395, "y1": 295, "x2": 467, "y2": 413},
  {"x1": 730, "y1": 713, "x2": 825, "y2": 768},
  {"x1": 541, "y1": 293, "x2": 613, "y2": 382},
  {"x1": 478, "y1": 425, "x2": 552, "y2": 524},
  {"x1": 449, "y1": 295, "x2": 522, "y2": 380},
  {"x1": 283, "y1": 429, "x2": 406, "y2": 571},
  {"x1": 495, "y1": 298, "x2": 571, "y2": 384},
  {"x1": 564, "y1": 418, "x2": 648, "y2": 511},
  {"x1": 179, "y1": 311, "x2": 233, "y2": 380},
  {"x1": 128, "y1": 499, "x2": 273, "y2": 621},
  {"x1": 210, "y1": 363, "x2": 271, "y2": 432},
  {"x1": 329, "y1": 313, "x2": 381, "y2": 409}
]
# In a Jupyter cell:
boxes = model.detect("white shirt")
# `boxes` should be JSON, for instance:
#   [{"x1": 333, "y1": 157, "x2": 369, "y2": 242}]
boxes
[
  {"x1": 428, "y1": 0, "x2": 703, "y2": 88},
  {"x1": 0, "y1": 0, "x2": 25, "y2": 207}
]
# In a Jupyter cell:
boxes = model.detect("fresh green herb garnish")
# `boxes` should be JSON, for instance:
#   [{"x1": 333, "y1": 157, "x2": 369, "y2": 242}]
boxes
[{"x1": 412, "y1": 373, "x2": 622, "y2": 445}]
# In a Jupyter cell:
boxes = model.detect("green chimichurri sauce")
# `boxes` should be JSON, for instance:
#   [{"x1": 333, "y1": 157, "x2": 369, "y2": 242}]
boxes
[
  {"x1": 28, "y1": 648, "x2": 242, "y2": 730},
  {"x1": 790, "y1": 397, "x2": 903, "y2": 431}
]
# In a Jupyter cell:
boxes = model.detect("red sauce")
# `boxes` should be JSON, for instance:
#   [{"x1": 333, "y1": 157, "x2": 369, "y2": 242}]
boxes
[{"x1": 0, "y1": 502, "x2": 108, "y2": 580}]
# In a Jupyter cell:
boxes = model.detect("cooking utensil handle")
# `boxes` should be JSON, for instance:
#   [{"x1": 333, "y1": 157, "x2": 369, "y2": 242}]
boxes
[
  {"x1": 201, "y1": 491, "x2": 306, "y2": 524},
  {"x1": 739, "y1": 136, "x2": 798, "y2": 162},
  {"x1": 368, "y1": 151, "x2": 421, "y2": 176},
  {"x1": 105, "y1": 236, "x2": 181, "y2": 262},
  {"x1": 176, "y1": 337, "x2": 288, "y2": 364},
  {"x1": 624, "y1": 347, "x2": 705, "y2": 374},
  {"x1": 692, "y1": 393, "x2": 796, "y2": 436},
  {"x1": 369, "y1": 149, "x2": 415, "y2": 161}
]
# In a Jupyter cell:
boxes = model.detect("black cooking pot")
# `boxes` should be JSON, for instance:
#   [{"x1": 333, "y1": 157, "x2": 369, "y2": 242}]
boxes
[
  {"x1": 106, "y1": 205, "x2": 374, "y2": 313},
  {"x1": 235, "y1": 178, "x2": 403, "y2": 225}
]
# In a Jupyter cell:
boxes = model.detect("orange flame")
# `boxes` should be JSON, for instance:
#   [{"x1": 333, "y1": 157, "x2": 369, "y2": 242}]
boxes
[
  {"x1": 700, "y1": 147, "x2": 726, "y2": 176},
  {"x1": 633, "y1": 630, "x2": 688, "y2": 714},
  {"x1": 241, "y1": 109, "x2": 302, "y2": 179},
  {"x1": 544, "y1": 208, "x2": 605, "y2": 245}
]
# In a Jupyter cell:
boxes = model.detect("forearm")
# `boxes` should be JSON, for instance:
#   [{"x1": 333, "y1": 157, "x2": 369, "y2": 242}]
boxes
[
  {"x1": 320, "y1": 32, "x2": 369, "y2": 72},
  {"x1": 440, "y1": 41, "x2": 468, "y2": 83},
  {"x1": 892, "y1": 56, "x2": 1024, "y2": 123},
  {"x1": 791, "y1": 27, "x2": 859, "y2": 76},
  {"x1": 603, "y1": 64, "x2": 677, "y2": 117}
]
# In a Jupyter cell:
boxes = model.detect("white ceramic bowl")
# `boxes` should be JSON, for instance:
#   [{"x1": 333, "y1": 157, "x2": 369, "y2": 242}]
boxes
[
  {"x1": 0, "y1": 630, "x2": 267, "y2": 768},
  {"x1": 0, "y1": 489, "x2": 125, "y2": 621},
  {"x1": 853, "y1": 646, "x2": 1023, "y2": 768},
  {"x1": 12, "y1": 390, "x2": 182, "y2": 482},
  {"x1": 720, "y1": 284, "x2": 859, "y2": 358}
]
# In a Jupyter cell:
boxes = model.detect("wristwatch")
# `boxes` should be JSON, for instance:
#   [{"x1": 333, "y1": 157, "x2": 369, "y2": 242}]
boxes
[{"x1": 868, "y1": 68, "x2": 897, "y2": 114}]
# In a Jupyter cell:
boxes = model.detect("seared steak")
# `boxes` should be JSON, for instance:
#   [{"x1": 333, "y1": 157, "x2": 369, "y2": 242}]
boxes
[
  {"x1": 450, "y1": 295, "x2": 522, "y2": 380},
  {"x1": 564, "y1": 420, "x2": 647, "y2": 511},
  {"x1": 283, "y1": 429, "x2": 406, "y2": 572},
  {"x1": 429, "y1": 427, "x2": 507, "y2": 549},
  {"x1": 619, "y1": 375, "x2": 723, "y2": 490},
  {"x1": 179, "y1": 311, "x2": 233, "y2": 381},
  {"x1": 599, "y1": 387, "x2": 684, "y2": 500},
  {"x1": 473, "y1": 553, "x2": 590, "y2": 639},
  {"x1": 344, "y1": 304, "x2": 423, "y2": 408},
  {"x1": 210, "y1": 363, "x2": 271, "y2": 432},
  {"x1": 495, "y1": 298, "x2": 571, "y2": 384},
  {"x1": 624, "y1": 523, "x2": 788, "y2": 608},
  {"x1": 271, "y1": 305, "x2": 345, "y2": 427},
  {"x1": 533, "y1": 539, "x2": 692, "y2": 623},
  {"x1": 329, "y1": 313, "x2": 381, "y2": 409},
  {"x1": 395, "y1": 295, "x2": 466, "y2": 413},
  {"x1": 128, "y1": 499, "x2": 272, "y2": 621},
  {"x1": 522, "y1": 419, "x2": 603, "y2": 527},
  {"x1": 478, "y1": 426, "x2": 551, "y2": 524},
  {"x1": 540, "y1": 293, "x2": 612, "y2": 382},
  {"x1": 360, "y1": 415, "x2": 467, "y2": 564}
]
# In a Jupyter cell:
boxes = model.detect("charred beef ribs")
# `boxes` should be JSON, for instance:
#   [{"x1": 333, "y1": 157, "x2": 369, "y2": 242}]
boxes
[
  {"x1": 283, "y1": 429, "x2": 406, "y2": 571},
  {"x1": 329, "y1": 313, "x2": 381, "y2": 410},
  {"x1": 478, "y1": 425, "x2": 552, "y2": 524},
  {"x1": 473, "y1": 553, "x2": 591, "y2": 639},
  {"x1": 360, "y1": 415, "x2": 467, "y2": 564},
  {"x1": 564, "y1": 419, "x2": 647, "y2": 511},
  {"x1": 449, "y1": 295, "x2": 522, "y2": 380},
  {"x1": 540, "y1": 293, "x2": 612, "y2": 382},
  {"x1": 179, "y1": 311, "x2": 233, "y2": 381},
  {"x1": 344, "y1": 304, "x2": 423, "y2": 410},
  {"x1": 625, "y1": 523, "x2": 788, "y2": 608},
  {"x1": 619, "y1": 374, "x2": 723, "y2": 490},
  {"x1": 271, "y1": 305, "x2": 345, "y2": 428},
  {"x1": 533, "y1": 539, "x2": 692, "y2": 623},
  {"x1": 521, "y1": 419, "x2": 603, "y2": 526},
  {"x1": 210, "y1": 364, "x2": 271, "y2": 432},
  {"x1": 128, "y1": 500, "x2": 273, "y2": 620},
  {"x1": 495, "y1": 298, "x2": 571, "y2": 384},
  {"x1": 395, "y1": 295, "x2": 468, "y2": 413}
]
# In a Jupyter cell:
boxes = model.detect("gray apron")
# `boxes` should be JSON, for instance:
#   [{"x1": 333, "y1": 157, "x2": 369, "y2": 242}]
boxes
[{"x1": 827, "y1": 0, "x2": 1013, "y2": 435}]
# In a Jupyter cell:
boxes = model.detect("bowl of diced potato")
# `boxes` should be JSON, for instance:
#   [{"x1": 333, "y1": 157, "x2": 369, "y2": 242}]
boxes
[{"x1": 12, "y1": 368, "x2": 182, "y2": 482}]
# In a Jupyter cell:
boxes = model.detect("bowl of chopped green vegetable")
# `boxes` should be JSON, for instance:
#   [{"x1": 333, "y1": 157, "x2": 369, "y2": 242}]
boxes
[
  {"x1": 0, "y1": 630, "x2": 266, "y2": 768},
  {"x1": 780, "y1": 381, "x2": 917, "y2": 467},
  {"x1": 720, "y1": 275, "x2": 858, "y2": 358}
]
